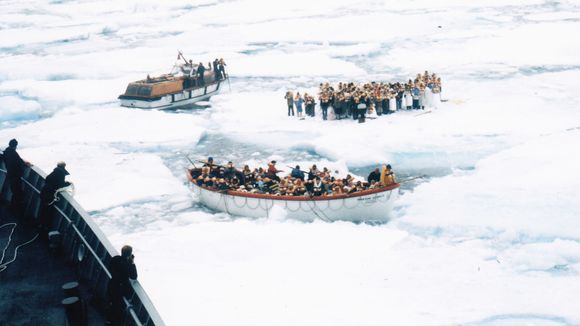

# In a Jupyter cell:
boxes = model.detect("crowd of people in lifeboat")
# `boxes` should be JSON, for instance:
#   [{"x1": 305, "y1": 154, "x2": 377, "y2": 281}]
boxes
[
  {"x1": 284, "y1": 71, "x2": 442, "y2": 120},
  {"x1": 190, "y1": 158, "x2": 397, "y2": 197}
]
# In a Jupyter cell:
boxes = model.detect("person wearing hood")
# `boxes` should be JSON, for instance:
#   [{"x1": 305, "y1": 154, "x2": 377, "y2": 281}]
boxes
[
  {"x1": 3, "y1": 138, "x2": 31, "y2": 210},
  {"x1": 380, "y1": 164, "x2": 396, "y2": 186},
  {"x1": 38, "y1": 161, "x2": 71, "y2": 235}
]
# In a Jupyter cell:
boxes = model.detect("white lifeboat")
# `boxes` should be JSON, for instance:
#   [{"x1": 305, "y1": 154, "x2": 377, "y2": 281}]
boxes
[
  {"x1": 119, "y1": 58, "x2": 228, "y2": 109},
  {"x1": 186, "y1": 169, "x2": 400, "y2": 223}
]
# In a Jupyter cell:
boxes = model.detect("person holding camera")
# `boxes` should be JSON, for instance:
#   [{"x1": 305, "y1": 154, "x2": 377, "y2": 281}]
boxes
[{"x1": 106, "y1": 245, "x2": 138, "y2": 325}]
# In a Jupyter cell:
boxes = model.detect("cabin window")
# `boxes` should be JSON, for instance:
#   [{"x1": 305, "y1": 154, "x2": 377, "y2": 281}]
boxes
[
  {"x1": 125, "y1": 85, "x2": 140, "y2": 96},
  {"x1": 137, "y1": 86, "x2": 152, "y2": 96}
]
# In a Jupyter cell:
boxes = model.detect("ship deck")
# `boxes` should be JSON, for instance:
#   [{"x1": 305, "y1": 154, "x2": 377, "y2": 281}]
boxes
[{"x1": 0, "y1": 203, "x2": 105, "y2": 325}]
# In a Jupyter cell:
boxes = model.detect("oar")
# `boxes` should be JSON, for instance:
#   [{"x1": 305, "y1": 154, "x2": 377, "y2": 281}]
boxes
[
  {"x1": 185, "y1": 155, "x2": 197, "y2": 169},
  {"x1": 195, "y1": 160, "x2": 227, "y2": 169},
  {"x1": 286, "y1": 166, "x2": 309, "y2": 174}
]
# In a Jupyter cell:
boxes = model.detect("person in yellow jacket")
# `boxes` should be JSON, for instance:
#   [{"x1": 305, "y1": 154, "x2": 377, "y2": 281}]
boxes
[{"x1": 380, "y1": 164, "x2": 396, "y2": 186}]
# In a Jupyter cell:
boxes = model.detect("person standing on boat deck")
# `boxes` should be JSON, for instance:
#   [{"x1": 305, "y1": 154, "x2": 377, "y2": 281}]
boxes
[
  {"x1": 3, "y1": 139, "x2": 31, "y2": 212},
  {"x1": 291, "y1": 165, "x2": 305, "y2": 181},
  {"x1": 213, "y1": 58, "x2": 220, "y2": 79},
  {"x1": 294, "y1": 92, "x2": 304, "y2": 118},
  {"x1": 197, "y1": 62, "x2": 206, "y2": 86},
  {"x1": 367, "y1": 168, "x2": 381, "y2": 184},
  {"x1": 218, "y1": 58, "x2": 227, "y2": 79},
  {"x1": 267, "y1": 160, "x2": 282, "y2": 182},
  {"x1": 285, "y1": 91, "x2": 295, "y2": 116},
  {"x1": 38, "y1": 161, "x2": 71, "y2": 237},
  {"x1": 380, "y1": 164, "x2": 396, "y2": 186},
  {"x1": 106, "y1": 245, "x2": 138, "y2": 325}
]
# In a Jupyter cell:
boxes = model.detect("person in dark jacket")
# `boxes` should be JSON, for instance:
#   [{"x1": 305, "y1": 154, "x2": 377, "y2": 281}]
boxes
[
  {"x1": 3, "y1": 139, "x2": 31, "y2": 210},
  {"x1": 196, "y1": 62, "x2": 206, "y2": 86},
  {"x1": 290, "y1": 165, "x2": 305, "y2": 181},
  {"x1": 224, "y1": 161, "x2": 237, "y2": 180},
  {"x1": 38, "y1": 161, "x2": 71, "y2": 235},
  {"x1": 367, "y1": 168, "x2": 381, "y2": 184},
  {"x1": 106, "y1": 245, "x2": 138, "y2": 325},
  {"x1": 213, "y1": 58, "x2": 221, "y2": 80},
  {"x1": 218, "y1": 58, "x2": 227, "y2": 80}
]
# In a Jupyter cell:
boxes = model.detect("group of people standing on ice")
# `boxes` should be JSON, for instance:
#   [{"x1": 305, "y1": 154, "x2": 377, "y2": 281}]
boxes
[
  {"x1": 284, "y1": 71, "x2": 442, "y2": 121},
  {"x1": 191, "y1": 158, "x2": 397, "y2": 197}
]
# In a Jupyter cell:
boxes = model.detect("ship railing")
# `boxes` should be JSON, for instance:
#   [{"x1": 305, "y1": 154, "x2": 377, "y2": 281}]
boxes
[{"x1": 0, "y1": 161, "x2": 165, "y2": 326}]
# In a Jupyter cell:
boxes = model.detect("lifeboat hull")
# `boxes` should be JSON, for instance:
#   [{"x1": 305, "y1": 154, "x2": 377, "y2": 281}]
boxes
[
  {"x1": 119, "y1": 80, "x2": 224, "y2": 109},
  {"x1": 189, "y1": 182, "x2": 399, "y2": 223}
]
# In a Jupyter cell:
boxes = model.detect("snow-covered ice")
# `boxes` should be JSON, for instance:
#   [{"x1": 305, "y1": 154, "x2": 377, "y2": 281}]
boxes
[{"x1": 2, "y1": 0, "x2": 580, "y2": 325}]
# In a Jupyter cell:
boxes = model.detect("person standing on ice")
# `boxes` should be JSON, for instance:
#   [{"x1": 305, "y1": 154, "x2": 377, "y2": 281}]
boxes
[
  {"x1": 389, "y1": 90, "x2": 397, "y2": 113},
  {"x1": 2, "y1": 138, "x2": 31, "y2": 212},
  {"x1": 431, "y1": 79, "x2": 441, "y2": 109},
  {"x1": 294, "y1": 92, "x2": 304, "y2": 118},
  {"x1": 404, "y1": 86, "x2": 413, "y2": 110},
  {"x1": 285, "y1": 91, "x2": 295, "y2": 116},
  {"x1": 320, "y1": 93, "x2": 330, "y2": 120},
  {"x1": 419, "y1": 84, "x2": 426, "y2": 110},
  {"x1": 425, "y1": 82, "x2": 434, "y2": 109},
  {"x1": 411, "y1": 84, "x2": 420, "y2": 110}
]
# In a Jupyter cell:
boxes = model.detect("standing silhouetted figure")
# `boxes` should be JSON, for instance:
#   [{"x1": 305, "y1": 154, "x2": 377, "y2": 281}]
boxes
[
  {"x1": 3, "y1": 139, "x2": 30, "y2": 212},
  {"x1": 197, "y1": 62, "x2": 206, "y2": 86},
  {"x1": 106, "y1": 245, "x2": 138, "y2": 325}
]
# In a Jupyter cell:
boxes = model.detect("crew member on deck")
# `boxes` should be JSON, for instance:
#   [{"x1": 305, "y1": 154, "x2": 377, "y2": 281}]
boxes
[
  {"x1": 39, "y1": 161, "x2": 71, "y2": 237},
  {"x1": 218, "y1": 58, "x2": 227, "y2": 80},
  {"x1": 197, "y1": 62, "x2": 206, "y2": 86},
  {"x1": 3, "y1": 139, "x2": 31, "y2": 212},
  {"x1": 106, "y1": 245, "x2": 138, "y2": 325}
]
